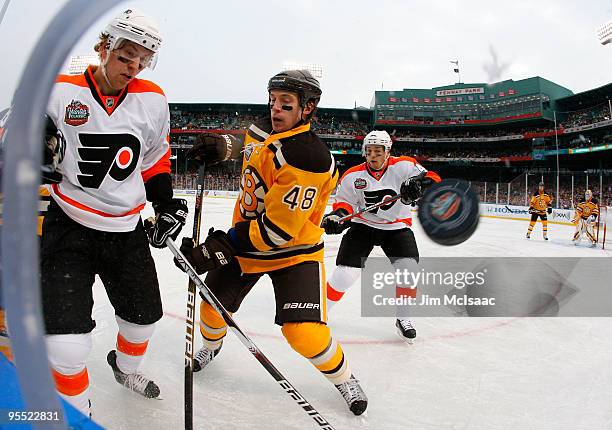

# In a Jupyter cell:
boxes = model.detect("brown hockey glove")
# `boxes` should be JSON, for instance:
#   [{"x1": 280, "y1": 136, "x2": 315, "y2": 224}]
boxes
[
  {"x1": 42, "y1": 115, "x2": 65, "y2": 184},
  {"x1": 175, "y1": 228, "x2": 236, "y2": 274},
  {"x1": 186, "y1": 133, "x2": 243, "y2": 166}
]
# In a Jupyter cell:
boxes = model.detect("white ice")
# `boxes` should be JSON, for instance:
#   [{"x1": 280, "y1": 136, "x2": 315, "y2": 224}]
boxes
[{"x1": 84, "y1": 196, "x2": 612, "y2": 430}]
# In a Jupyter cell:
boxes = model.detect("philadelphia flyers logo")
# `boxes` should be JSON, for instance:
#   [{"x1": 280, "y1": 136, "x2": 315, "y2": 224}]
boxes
[
  {"x1": 364, "y1": 189, "x2": 397, "y2": 214},
  {"x1": 77, "y1": 133, "x2": 140, "y2": 189}
]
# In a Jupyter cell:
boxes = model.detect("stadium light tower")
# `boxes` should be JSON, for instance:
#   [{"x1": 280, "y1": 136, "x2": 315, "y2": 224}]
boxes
[{"x1": 597, "y1": 19, "x2": 612, "y2": 45}]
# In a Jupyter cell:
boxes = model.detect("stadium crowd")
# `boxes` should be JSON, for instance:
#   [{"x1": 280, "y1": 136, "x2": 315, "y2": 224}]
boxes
[
  {"x1": 171, "y1": 169, "x2": 611, "y2": 209},
  {"x1": 170, "y1": 102, "x2": 610, "y2": 139}
]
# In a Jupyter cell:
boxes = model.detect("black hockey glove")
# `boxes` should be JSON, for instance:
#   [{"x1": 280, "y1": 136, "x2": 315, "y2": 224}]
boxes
[
  {"x1": 321, "y1": 209, "x2": 350, "y2": 235},
  {"x1": 42, "y1": 115, "x2": 65, "y2": 184},
  {"x1": 144, "y1": 199, "x2": 188, "y2": 248},
  {"x1": 175, "y1": 228, "x2": 236, "y2": 274},
  {"x1": 547, "y1": 207, "x2": 552, "y2": 214},
  {"x1": 186, "y1": 133, "x2": 241, "y2": 166},
  {"x1": 528, "y1": 207, "x2": 537, "y2": 214},
  {"x1": 401, "y1": 171, "x2": 437, "y2": 205}
]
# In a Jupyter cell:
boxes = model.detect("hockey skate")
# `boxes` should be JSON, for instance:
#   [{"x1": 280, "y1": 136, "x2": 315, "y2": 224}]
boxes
[
  {"x1": 526, "y1": 233, "x2": 530, "y2": 239},
  {"x1": 396, "y1": 319, "x2": 417, "y2": 343},
  {"x1": 543, "y1": 234, "x2": 548, "y2": 241},
  {"x1": 193, "y1": 342, "x2": 223, "y2": 372},
  {"x1": 334, "y1": 375, "x2": 368, "y2": 416},
  {"x1": 106, "y1": 350, "x2": 160, "y2": 398}
]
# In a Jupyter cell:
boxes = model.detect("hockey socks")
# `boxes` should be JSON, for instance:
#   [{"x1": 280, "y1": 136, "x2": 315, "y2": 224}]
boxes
[
  {"x1": 194, "y1": 300, "x2": 228, "y2": 372},
  {"x1": 46, "y1": 334, "x2": 92, "y2": 415},
  {"x1": 326, "y1": 265, "x2": 360, "y2": 310}
]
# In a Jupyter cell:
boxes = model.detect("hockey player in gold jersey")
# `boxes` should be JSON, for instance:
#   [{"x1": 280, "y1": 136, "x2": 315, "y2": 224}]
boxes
[
  {"x1": 179, "y1": 70, "x2": 368, "y2": 415},
  {"x1": 573, "y1": 189, "x2": 599, "y2": 246},
  {"x1": 0, "y1": 186, "x2": 50, "y2": 363},
  {"x1": 0, "y1": 107, "x2": 52, "y2": 363},
  {"x1": 526, "y1": 182, "x2": 553, "y2": 240}
]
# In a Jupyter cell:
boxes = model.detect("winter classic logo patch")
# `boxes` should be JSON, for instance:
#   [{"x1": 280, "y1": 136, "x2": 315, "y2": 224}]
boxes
[
  {"x1": 244, "y1": 143, "x2": 255, "y2": 162},
  {"x1": 64, "y1": 100, "x2": 90, "y2": 126},
  {"x1": 354, "y1": 178, "x2": 367, "y2": 190}
]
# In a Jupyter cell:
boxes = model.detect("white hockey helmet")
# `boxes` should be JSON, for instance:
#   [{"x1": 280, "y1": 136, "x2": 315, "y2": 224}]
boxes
[
  {"x1": 585, "y1": 189, "x2": 593, "y2": 201},
  {"x1": 104, "y1": 8, "x2": 162, "y2": 69},
  {"x1": 362, "y1": 130, "x2": 392, "y2": 156}
]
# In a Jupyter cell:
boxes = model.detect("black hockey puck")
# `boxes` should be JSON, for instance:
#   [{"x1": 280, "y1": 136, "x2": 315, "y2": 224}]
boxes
[{"x1": 417, "y1": 179, "x2": 479, "y2": 246}]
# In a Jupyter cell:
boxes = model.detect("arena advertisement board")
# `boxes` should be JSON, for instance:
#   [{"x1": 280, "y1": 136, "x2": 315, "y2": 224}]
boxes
[
  {"x1": 481, "y1": 203, "x2": 574, "y2": 224},
  {"x1": 174, "y1": 189, "x2": 239, "y2": 198}
]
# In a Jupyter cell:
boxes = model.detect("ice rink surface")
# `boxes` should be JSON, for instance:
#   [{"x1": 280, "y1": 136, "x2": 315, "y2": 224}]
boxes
[{"x1": 86, "y1": 196, "x2": 612, "y2": 430}]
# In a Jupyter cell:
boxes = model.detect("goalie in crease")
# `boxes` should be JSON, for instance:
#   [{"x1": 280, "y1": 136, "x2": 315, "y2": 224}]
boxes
[
  {"x1": 321, "y1": 130, "x2": 440, "y2": 342},
  {"x1": 572, "y1": 189, "x2": 599, "y2": 247}
]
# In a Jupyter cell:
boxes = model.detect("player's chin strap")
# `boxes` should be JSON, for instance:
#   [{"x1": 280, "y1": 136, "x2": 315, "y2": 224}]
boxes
[
  {"x1": 99, "y1": 50, "x2": 123, "y2": 94},
  {"x1": 100, "y1": 59, "x2": 114, "y2": 91}
]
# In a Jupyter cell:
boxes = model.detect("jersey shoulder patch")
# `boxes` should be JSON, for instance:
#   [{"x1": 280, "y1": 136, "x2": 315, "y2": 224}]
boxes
[{"x1": 275, "y1": 131, "x2": 332, "y2": 173}]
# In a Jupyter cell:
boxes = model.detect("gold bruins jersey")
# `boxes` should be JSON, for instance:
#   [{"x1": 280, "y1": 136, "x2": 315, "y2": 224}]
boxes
[
  {"x1": 529, "y1": 192, "x2": 552, "y2": 214},
  {"x1": 231, "y1": 118, "x2": 338, "y2": 274},
  {"x1": 575, "y1": 199, "x2": 599, "y2": 220},
  {"x1": 0, "y1": 186, "x2": 51, "y2": 236}
]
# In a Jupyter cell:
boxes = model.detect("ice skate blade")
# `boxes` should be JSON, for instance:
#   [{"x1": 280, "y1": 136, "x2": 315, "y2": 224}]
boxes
[{"x1": 396, "y1": 327, "x2": 416, "y2": 344}]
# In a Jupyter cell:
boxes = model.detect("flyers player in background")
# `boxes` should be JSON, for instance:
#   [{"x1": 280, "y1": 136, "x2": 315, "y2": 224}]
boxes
[
  {"x1": 179, "y1": 70, "x2": 368, "y2": 415},
  {"x1": 41, "y1": 9, "x2": 188, "y2": 415},
  {"x1": 573, "y1": 189, "x2": 599, "y2": 246},
  {"x1": 320, "y1": 130, "x2": 440, "y2": 342},
  {"x1": 526, "y1": 182, "x2": 553, "y2": 240}
]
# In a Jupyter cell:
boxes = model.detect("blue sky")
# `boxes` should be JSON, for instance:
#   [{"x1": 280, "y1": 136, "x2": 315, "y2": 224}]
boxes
[{"x1": 1, "y1": 0, "x2": 611, "y2": 109}]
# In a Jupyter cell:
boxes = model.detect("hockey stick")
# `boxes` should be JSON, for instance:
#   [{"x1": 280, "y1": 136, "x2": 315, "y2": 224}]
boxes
[
  {"x1": 337, "y1": 194, "x2": 404, "y2": 223},
  {"x1": 184, "y1": 163, "x2": 206, "y2": 430},
  {"x1": 167, "y1": 238, "x2": 336, "y2": 430}
]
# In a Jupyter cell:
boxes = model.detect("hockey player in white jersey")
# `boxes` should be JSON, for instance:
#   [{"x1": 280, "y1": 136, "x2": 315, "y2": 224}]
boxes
[
  {"x1": 321, "y1": 130, "x2": 440, "y2": 341},
  {"x1": 41, "y1": 9, "x2": 187, "y2": 415}
]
